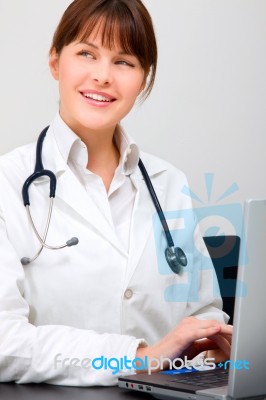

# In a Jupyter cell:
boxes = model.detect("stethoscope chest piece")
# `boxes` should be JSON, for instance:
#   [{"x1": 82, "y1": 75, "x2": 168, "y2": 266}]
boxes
[{"x1": 165, "y1": 246, "x2": 187, "y2": 274}]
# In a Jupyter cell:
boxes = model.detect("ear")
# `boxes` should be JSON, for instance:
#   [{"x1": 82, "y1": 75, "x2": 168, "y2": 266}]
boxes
[
  {"x1": 49, "y1": 49, "x2": 60, "y2": 80},
  {"x1": 140, "y1": 71, "x2": 149, "y2": 93},
  {"x1": 138, "y1": 79, "x2": 147, "y2": 99},
  {"x1": 140, "y1": 82, "x2": 145, "y2": 93}
]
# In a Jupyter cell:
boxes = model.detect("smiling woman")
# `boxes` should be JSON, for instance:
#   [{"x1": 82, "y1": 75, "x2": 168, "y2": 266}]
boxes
[
  {"x1": 48, "y1": 0, "x2": 156, "y2": 189},
  {"x1": 49, "y1": 34, "x2": 145, "y2": 157},
  {"x1": 0, "y1": 0, "x2": 231, "y2": 388},
  {"x1": 50, "y1": 0, "x2": 157, "y2": 98}
]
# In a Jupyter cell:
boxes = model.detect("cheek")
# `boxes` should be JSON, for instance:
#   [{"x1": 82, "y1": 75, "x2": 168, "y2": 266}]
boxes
[
  {"x1": 58, "y1": 61, "x2": 85, "y2": 90},
  {"x1": 60, "y1": 71, "x2": 74, "y2": 87},
  {"x1": 123, "y1": 73, "x2": 145, "y2": 101},
  {"x1": 58, "y1": 72, "x2": 83, "y2": 105}
]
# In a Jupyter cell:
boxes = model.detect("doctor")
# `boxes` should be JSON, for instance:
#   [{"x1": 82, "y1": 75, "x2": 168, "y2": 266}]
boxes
[{"x1": 0, "y1": 0, "x2": 231, "y2": 386}]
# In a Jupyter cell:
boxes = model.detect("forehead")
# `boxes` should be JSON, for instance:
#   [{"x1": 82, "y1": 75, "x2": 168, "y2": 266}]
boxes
[{"x1": 77, "y1": 16, "x2": 137, "y2": 55}]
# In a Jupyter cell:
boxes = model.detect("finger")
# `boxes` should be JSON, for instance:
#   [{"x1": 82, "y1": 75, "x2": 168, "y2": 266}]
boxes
[
  {"x1": 194, "y1": 319, "x2": 222, "y2": 332},
  {"x1": 181, "y1": 338, "x2": 220, "y2": 360},
  {"x1": 214, "y1": 325, "x2": 233, "y2": 344},
  {"x1": 206, "y1": 349, "x2": 229, "y2": 363},
  {"x1": 219, "y1": 333, "x2": 232, "y2": 344},
  {"x1": 219, "y1": 324, "x2": 233, "y2": 335},
  {"x1": 187, "y1": 321, "x2": 232, "y2": 345},
  {"x1": 179, "y1": 340, "x2": 213, "y2": 360},
  {"x1": 192, "y1": 325, "x2": 221, "y2": 342},
  {"x1": 177, "y1": 319, "x2": 221, "y2": 344},
  {"x1": 195, "y1": 338, "x2": 219, "y2": 352},
  {"x1": 208, "y1": 334, "x2": 231, "y2": 358}
]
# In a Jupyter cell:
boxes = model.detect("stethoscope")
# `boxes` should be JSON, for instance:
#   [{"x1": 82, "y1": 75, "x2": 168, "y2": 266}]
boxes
[{"x1": 21, "y1": 126, "x2": 187, "y2": 274}]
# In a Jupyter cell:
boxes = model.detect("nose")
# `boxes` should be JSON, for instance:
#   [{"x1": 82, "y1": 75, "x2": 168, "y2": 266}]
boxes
[{"x1": 91, "y1": 61, "x2": 112, "y2": 86}]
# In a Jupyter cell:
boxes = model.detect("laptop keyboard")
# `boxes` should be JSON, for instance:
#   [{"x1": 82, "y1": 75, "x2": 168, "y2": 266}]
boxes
[{"x1": 168, "y1": 368, "x2": 229, "y2": 388}]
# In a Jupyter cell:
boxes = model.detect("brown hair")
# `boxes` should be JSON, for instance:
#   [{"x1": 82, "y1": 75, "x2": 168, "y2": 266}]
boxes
[{"x1": 50, "y1": 0, "x2": 157, "y2": 99}]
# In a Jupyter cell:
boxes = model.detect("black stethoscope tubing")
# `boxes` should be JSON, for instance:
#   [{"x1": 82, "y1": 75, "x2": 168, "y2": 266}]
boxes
[
  {"x1": 22, "y1": 126, "x2": 187, "y2": 273},
  {"x1": 138, "y1": 158, "x2": 174, "y2": 248},
  {"x1": 22, "y1": 126, "x2": 56, "y2": 206}
]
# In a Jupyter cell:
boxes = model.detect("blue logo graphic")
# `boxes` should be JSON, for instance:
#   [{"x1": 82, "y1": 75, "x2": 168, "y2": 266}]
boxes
[
  {"x1": 153, "y1": 173, "x2": 247, "y2": 302},
  {"x1": 218, "y1": 359, "x2": 250, "y2": 370}
]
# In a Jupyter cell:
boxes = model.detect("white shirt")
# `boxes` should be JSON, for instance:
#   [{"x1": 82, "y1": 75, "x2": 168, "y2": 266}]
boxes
[
  {"x1": 52, "y1": 114, "x2": 139, "y2": 252},
  {"x1": 0, "y1": 117, "x2": 226, "y2": 386}
]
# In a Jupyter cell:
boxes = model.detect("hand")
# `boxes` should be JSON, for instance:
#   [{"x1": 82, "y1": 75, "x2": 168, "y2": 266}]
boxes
[
  {"x1": 136, "y1": 317, "x2": 231, "y2": 372},
  {"x1": 205, "y1": 324, "x2": 233, "y2": 362},
  {"x1": 180, "y1": 323, "x2": 232, "y2": 361}
]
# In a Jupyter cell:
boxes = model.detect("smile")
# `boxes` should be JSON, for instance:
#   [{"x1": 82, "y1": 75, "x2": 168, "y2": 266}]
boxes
[{"x1": 80, "y1": 91, "x2": 116, "y2": 103}]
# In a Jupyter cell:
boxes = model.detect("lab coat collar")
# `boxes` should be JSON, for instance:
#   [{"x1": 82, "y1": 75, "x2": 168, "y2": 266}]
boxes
[
  {"x1": 32, "y1": 118, "x2": 169, "y2": 183},
  {"x1": 31, "y1": 120, "x2": 169, "y2": 265},
  {"x1": 133, "y1": 152, "x2": 169, "y2": 180},
  {"x1": 50, "y1": 113, "x2": 140, "y2": 177}
]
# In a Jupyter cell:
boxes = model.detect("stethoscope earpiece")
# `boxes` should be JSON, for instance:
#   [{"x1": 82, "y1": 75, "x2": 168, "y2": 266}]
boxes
[
  {"x1": 66, "y1": 237, "x2": 79, "y2": 247},
  {"x1": 165, "y1": 246, "x2": 187, "y2": 274},
  {"x1": 21, "y1": 257, "x2": 31, "y2": 266}
]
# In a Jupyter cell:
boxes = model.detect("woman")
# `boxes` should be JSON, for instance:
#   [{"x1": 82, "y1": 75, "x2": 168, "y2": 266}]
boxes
[{"x1": 0, "y1": 0, "x2": 231, "y2": 386}]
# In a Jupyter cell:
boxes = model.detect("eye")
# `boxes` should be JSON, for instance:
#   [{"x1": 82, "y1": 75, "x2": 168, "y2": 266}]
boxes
[
  {"x1": 116, "y1": 59, "x2": 135, "y2": 67},
  {"x1": 78, "y1": 50, "x2": 94, "y2": 59}
]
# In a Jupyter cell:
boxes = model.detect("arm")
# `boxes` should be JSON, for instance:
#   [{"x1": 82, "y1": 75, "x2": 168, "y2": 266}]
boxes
[{"x1": 0, "y1": 210, "x2": 144, "y2": 386}]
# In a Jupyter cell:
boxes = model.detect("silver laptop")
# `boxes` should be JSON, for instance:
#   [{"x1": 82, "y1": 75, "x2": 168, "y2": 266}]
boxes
[{"x1": 118, "y1": 199, "x2": 266, "y2": 400}]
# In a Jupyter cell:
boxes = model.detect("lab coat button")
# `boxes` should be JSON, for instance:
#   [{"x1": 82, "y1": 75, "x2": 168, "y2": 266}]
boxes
[
  {"x1": 127, "y1": 148, "x2": 132, "y2": 155},
  {"x1": 124, "y1": 289, "x2": 133, "y2": 299}
]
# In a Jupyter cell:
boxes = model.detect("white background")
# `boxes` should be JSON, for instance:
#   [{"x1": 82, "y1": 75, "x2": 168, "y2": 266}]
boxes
[{"x1": 0, "y1": 0, "x2": 265, "y2": 234}]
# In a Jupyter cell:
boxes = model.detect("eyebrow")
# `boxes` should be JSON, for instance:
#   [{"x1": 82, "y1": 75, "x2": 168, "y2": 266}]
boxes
[
  {"x1": 78, "y1": 40, "x2": 133, "y2": 56},
  {"x1": 79, "y1": 41, "x2": 98, "y2": 49}
]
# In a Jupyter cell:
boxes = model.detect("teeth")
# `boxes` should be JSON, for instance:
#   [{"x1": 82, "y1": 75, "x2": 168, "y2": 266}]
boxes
[{"x1": 83, "y1": 93, "x2": 112, "y2": 102}]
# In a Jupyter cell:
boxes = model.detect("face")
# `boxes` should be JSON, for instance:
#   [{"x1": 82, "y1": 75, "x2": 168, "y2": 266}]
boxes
[{"x1": 49, "y1": 29, "x2": 145, "y2": 138}]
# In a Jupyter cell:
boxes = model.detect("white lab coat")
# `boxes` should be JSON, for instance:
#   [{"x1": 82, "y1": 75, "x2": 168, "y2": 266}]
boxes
[{"x1": 0, "y1": 126, "x2": 226, "y2": 386}]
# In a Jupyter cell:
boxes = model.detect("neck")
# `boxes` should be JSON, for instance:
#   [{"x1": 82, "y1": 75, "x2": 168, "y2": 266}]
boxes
[
  {"x1": 59, "y1": 112, "x2": 121, "y2": 191},
  {"x1": 80, "y1": 126, "x2": 120, "y2": 191},
  {"x1": 86, "y1": 133, "x2": 120, "y2": 174}
]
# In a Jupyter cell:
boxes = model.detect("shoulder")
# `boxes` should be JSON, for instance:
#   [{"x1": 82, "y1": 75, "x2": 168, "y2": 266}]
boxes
[
  {"x1": 136, "y1": 151, "x2": 193, "y2": 210},
  {"x1": 138, "y1": 150, "x2": 188, "y2": 183},
  {"x1": 0, "y1": 142, "x2": 35, "y2": 183}
]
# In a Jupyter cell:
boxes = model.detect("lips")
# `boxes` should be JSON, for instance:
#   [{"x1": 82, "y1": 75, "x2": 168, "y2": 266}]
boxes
[{"x1": 80, "y1": 90, "x2": 116, "y2": 103}]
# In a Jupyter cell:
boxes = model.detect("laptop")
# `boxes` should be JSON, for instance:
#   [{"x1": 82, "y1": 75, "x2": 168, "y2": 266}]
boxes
[{"x1": 118, "y1": 199, "x2": 266, "y2": 400}]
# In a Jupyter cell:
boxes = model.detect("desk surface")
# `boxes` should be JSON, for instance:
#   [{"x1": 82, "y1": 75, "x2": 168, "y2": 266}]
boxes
[{"x1": 0, "y1": 383, "x2": 153, "y2": 400}]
